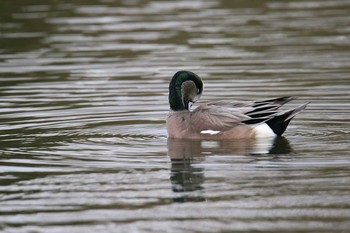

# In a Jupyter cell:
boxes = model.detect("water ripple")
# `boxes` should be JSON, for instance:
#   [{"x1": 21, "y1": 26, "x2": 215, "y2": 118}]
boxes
[{"x1": 1, "y1": 0, "x2": 350, "y2": 232}]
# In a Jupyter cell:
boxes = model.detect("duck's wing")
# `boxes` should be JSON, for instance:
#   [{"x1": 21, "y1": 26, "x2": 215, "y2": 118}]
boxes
[
  {"x1": 243, "y1": 96, "x2": 295, "y2": 124},
  {"x1": 208, "y1": 96, "x2": 294, "y2": 109},
  {"x1": 191, "y1": 96, "x2": 296, "y2": 131},
  {"x1": 190, "y1": 104, "x2": 252, "y2": 131}
]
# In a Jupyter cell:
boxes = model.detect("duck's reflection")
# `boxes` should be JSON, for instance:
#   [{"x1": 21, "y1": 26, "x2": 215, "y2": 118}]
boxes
[
  {"x1": 170, "y1": 157, "x2": 205, "y2": 203},
  {"x1": 168, "y1": 136, "x2": 293, "y2": 203}
]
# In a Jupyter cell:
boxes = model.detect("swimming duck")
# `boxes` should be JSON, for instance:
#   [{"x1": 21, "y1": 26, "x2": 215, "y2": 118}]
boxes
[{"x1": 166, "y1": 71, "x2": 308, "y2": 139}]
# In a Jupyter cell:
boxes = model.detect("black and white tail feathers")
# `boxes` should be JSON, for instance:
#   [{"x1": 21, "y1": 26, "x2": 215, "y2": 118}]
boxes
[
  {"x1": 243, "y1": 97, "x2": 309, "y2": 136},
  {"x1": 266, "y1": 103, "x2": 308, "y2": 136}
]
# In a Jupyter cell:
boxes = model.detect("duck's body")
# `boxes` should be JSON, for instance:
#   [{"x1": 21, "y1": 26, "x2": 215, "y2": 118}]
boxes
[
  {"x1": 166, "y1": 71, "x2": 308, "y2": 140},
  {"x1": 167, "y1": 110, "x2": 257, "y2": 139}
]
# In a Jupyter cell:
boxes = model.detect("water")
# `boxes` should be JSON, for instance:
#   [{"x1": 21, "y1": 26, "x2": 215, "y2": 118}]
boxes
[{"x1": 1, "y1": 0, "x2": 350, "y2": 232}]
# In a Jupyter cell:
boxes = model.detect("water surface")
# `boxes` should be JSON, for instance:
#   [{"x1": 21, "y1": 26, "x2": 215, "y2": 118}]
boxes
[{"x1": 1, "y1": 0, "x2": 350, "y2": 232}]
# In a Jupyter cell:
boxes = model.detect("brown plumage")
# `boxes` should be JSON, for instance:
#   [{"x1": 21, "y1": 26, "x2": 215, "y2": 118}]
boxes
[{"x1": 166, "y1": 71, "x2": 308, "y2": 140}]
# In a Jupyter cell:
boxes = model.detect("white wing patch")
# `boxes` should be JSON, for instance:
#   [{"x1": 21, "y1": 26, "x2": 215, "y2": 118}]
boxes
[{"x1": 200, "y1": 130, "x2": 221, "y2": 135}]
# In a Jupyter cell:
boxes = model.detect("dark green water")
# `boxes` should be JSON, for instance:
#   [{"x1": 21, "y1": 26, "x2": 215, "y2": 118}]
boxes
[{"x1": 1, "y1": 0, "x2": 350, "y2": 232}]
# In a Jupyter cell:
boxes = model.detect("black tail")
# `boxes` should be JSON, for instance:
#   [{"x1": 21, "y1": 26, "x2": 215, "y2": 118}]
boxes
[{"x1": 266, "y1": 103, "x2": 309, "y2": 136}]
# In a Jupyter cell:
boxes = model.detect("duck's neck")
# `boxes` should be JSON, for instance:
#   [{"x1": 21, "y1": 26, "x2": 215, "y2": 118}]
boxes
[
  {"x1": 169, "y1": 80, "x2": 186, "y2": 111},
  {"x1": 168, "y1": 71, "x2": 203, "y2": 111}
]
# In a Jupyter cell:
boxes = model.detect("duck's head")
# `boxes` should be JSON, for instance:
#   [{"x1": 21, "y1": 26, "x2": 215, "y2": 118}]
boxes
[{"x1": 169, "y1": 71, "x2": 203, "y2": 111}]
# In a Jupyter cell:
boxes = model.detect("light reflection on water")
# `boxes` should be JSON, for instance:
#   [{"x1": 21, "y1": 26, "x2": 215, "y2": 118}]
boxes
[{"x1": 1, "y1": 0, "x2": 350, "y2": 232}]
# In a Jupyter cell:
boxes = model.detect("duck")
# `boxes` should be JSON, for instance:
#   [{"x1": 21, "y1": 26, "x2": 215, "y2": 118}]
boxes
[{"x1": 166, "y1": 70, "x2": 308, "y2": 140}]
